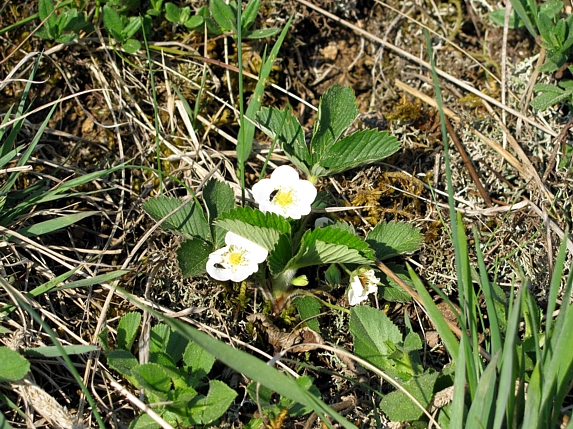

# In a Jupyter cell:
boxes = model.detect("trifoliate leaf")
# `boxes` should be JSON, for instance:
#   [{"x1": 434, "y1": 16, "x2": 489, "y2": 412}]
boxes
[
  {"x1": 143, "y1": 196, "x2": 211, "y2": 241},
  {"x1": 318, "y1": 129, "x2": 400, "y2": 175},
  {"x1": 310, "y1": 85, "x2": 358, "y2": 164},
  {"x1": 366, "y1": 221, "x2": 422, "y2": 261}
]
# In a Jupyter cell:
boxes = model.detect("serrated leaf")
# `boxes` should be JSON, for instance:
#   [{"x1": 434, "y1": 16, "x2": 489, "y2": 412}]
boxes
[
  {"x1": 150, "y1": 324, "x2": 170, "y2": 355},
  {"x1": 378, "y1": 371, "x2": 439, "y2": 422},
  {"x1": 310, "y1": 85, "x2": 358, "y2": 164},
  {"x1": 293, "y1": 296, "x2": 321, "y2": 332},
  {"x1": 188, "y1": 380, "x2": 238, "y2": 424},
  {"x1": 350, "y1": 306, "x2": 402, "y2": 370},
  {"x1": 183, "y1": 341, "x2": 216, "y2": 379},
  {"x1": 285, "y1": 226, "x2": 374, "y2": 270},
  {"x1": 132, "y1": 363, "x2": 172, "y2": 395},
  {"x1": 107, "y1": 349, "x2": 139, "y2": 378},
  {"x1": 203, "y1": 178, "x2": 235, "y2": 247},
  {"x1": 256, "y1": 106, "x2": 310, "y2": 175},
  {"x1": 117, "y1": 311, "x2": 141, "y2": 351},
  {"x1": 215, "y1": 206, "x2": 291, "y2": 251},
  {"x1": 378, "y1": 263, "x2": 413, "y2": 302},
  {"x1": 0, "y1": 347, "x2": 29, "y2": 382},
  {"x1": 318, "y1": 129, "x2": 400, "y2": 175},
  {"x1": 366, "y1": 221, "x2": 422, "y2": 260},
  {"x1": 210, "y1": 0, "x2": 236, "y2": 31},
  {"x1": 143, "y1": 196, "x2": 211, "y2": 241},
  {"x1": 531, "y1": 84, "x2": 573, "y2": 110},
  {"x1": 268, "y1": 233, "x2": 292, "y2": 275},
  {"x1": 177, "y1": 238, "x2": 213, "y2": 277}
]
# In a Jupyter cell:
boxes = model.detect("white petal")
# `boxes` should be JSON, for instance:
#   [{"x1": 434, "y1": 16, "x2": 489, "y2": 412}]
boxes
[
  {"x1": 225, "y1": 232, "x2": 268, "y2": 262},
  {"x1": 206, "y1": 250, "x2": 231, "y2": 281},
  {"x1": 251, "y1": 178, "x2": 275, "y2": 213},
  {"x1": 271, "y1": 165, "x2": 300, "y2": 182}
]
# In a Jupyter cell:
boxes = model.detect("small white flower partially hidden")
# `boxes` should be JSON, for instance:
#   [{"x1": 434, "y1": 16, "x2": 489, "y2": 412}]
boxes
[
  {"x1": 206, "y1": 232, "x2": 268, "y2": 282},
  {"x1": 347, "y1": 268, "x2": 380, "y2": 306},
  {"x1": 252, "y1": 165, "x2": 317, "y2": 220}
]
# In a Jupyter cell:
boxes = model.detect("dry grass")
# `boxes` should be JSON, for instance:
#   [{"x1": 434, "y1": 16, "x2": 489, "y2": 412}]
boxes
[{"x1": 1, "y1": 0, "x2": 572, "y2": 427}]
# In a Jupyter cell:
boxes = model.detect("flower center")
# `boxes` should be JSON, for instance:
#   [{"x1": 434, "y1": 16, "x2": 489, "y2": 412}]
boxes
[
  {"x1": 272, "y1": 187, "x2": 295, "y2": 209},
  {"x1": 224, "y1": 245, "x2": 247, "y2": 269}
]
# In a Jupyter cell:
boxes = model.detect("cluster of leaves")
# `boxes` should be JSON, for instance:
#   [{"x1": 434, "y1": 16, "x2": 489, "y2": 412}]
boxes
[
  {"x1": 490, "y1": 0, "x2": 573, "y2": 110},
  {"x1": 166, "y1": 0, "x2": 280, "y2": 39},
  {"x1": 102, "y1": 312, "x2": 237, "y2": 429},
  {"x1": 35, "y1": 0, "x2": 279, "y2": 53}
]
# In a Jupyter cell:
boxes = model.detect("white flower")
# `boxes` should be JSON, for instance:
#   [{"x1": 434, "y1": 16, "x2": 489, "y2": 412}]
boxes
[
  {"x1": 347, "y1": 268, "x2": 379, "y2": 306},
  {"x1": 206, "y1": 232, "x2": 268, "y2": 282},
  {"x1": 252, "y1": 165, "x2": 317, "y2": 219}
]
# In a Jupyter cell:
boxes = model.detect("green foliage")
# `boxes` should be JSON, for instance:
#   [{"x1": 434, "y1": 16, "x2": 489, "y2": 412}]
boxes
[
  {"x1": 107, "y1": 313, "x2": 236, "y2": 428},
  {"x1": 0, "y1": 347, "x2": 30, "y2": 382},
  {"x1": 366, "y1": 221, "x2": 423, "y2": 261},
  {"x1": 35, "y1": 0, "x2": 92, "y2": 43},
  {"x1": 531, "y1": 77, "x2": 573, "y2": 110},
  {"x1": 490, "y1": 1, "x2": 573, "y2": 74},
  {"x1": 256, "y1": 85, "x2": 400, "y2": 180},
  {"x1": 102, "y1": 4, "x2": 142, "y2": 53}
]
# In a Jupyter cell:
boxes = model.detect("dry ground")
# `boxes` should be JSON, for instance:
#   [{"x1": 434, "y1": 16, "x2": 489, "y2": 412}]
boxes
[{"x1": 1, "y1": 0, "x2": 572, "y2": 427}]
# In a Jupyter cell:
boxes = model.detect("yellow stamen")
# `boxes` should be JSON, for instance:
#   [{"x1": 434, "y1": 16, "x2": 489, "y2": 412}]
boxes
[
  {"x1": 273, "y1": 189, "x2": 294, "y2": 208},
  {"x1": 228, "y1": 251, "x2": 244, "y2": 266}
]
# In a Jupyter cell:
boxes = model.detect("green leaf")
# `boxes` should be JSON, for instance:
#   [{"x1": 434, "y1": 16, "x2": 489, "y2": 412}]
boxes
[
  {"x1": 465, "y1": 353, "x2": 500, "y2": 429},
  {"x1": 150, "y1": 324, "x2": 170, "y2": 355},
  {"x1": 293, "y1": 296, "x2": 321, "y2": 332},
  {"x1": 244, "y1": 28, "x2": 282, "y2": 39},
  {"x1": 0, "y1": 347, "x2": 30, "y2": 382},
  {"x1": 128, "y1": 413, "x2": 160, "y2": 429},
  {"x1": 241, "y1": 0, "x2": 260, "y2": 31},
  {"x1": 318, "y1": 129, "x2": 400, "y2": 175},
  {"x1": 120, "y1": 290, "x2": 359, "y2": 429},
  {"x1": 12, "y1": 211, "x2": 99, "y2": 237},
  {"x1": 0, "y1": 413, "x2": 15, "y2": 429},
  {"x1": 22, "y1": 345, "x2": 98, "y2": 358},
  {"x1": 215, "y1": 206, "x2": 291, "y2": 251},
  {"x1": 107, "y1": 349, "x2": 139, "y2": 378},
  {"x1": 210, "y1": 0, "x2": 236, "y2": 31},
  {"x1": 143, "y1": 196, "x2": 211, "y2": 241},
  {"x1": 489, "y1": 9, "x2": 524, "y2": 29},
  {"x1": 188, "y1": 380, "x2": 238, "y2": 424},
  {"x1": 310, "y1": 85, "x2": 358, "y2": 165},
  {"x1": 267, "y1": 233, "x2": 292, "y2": 275},
  {"x1": 131, "y1": 363, "x2": 172, "y2": 395},
  {"x1": 531, "y1": 83, "x2": 573, "y2": 110},
  {"x1": 203, "y1": 178, "x2": 235, "y2": 247},
  {"x1": 349, "y1": 306, "x2": 402, "y2": 371},
  {"x1": 38, "y1": 0, "x2": 57, "y2": 35},
  {"x1": 378, "y1": 263, "x2": 413, "y2": 302},
  {"x1": 185, "y1": 14, "x2": 204, "y2": 29},
  {"x1": 366, "y1": 221, "x2": 423, "y2": 260},
  {"x1": 183, "y1": 341, "x2": 216, "y2": 379},
  {"x1": 123, "y1": 16, "x2": 142, "y2": 40},
  {"x1": 122, "y1": 39, "x2": 141, "y2": 54},
  {"x1": 177, "y1": 238, "x2": 213, "y2": 277},
  {"x1": 117, "y1": 311, "x2": 141, "y2": 351},
  {"x1": 285, "y1": 226, "x2": 374, "y2": 270},
  {"x1": 164, "y1": 2, "x2": 183, "y2": 22},
  {"x1": 378, "y1": 371, "x2": 439, "y2": 422},
  {"x1": 256, "y1": 106, "x2": 310, "y2": 175},
  {"x1": 102, "y1": 5, "x2": 124, "y2": 40}
]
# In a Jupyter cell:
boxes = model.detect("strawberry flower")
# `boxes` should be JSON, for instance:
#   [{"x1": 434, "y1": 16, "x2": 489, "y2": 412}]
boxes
[
  {"x1": 252, "y1": 165, "x2": 317, "y2": 220},
  {"x1": 347, "y1": 268, "x2": 379, "y2": 306},
  {"x1": 206, "y1": 232, "x2": 268, "y2": 282}
]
